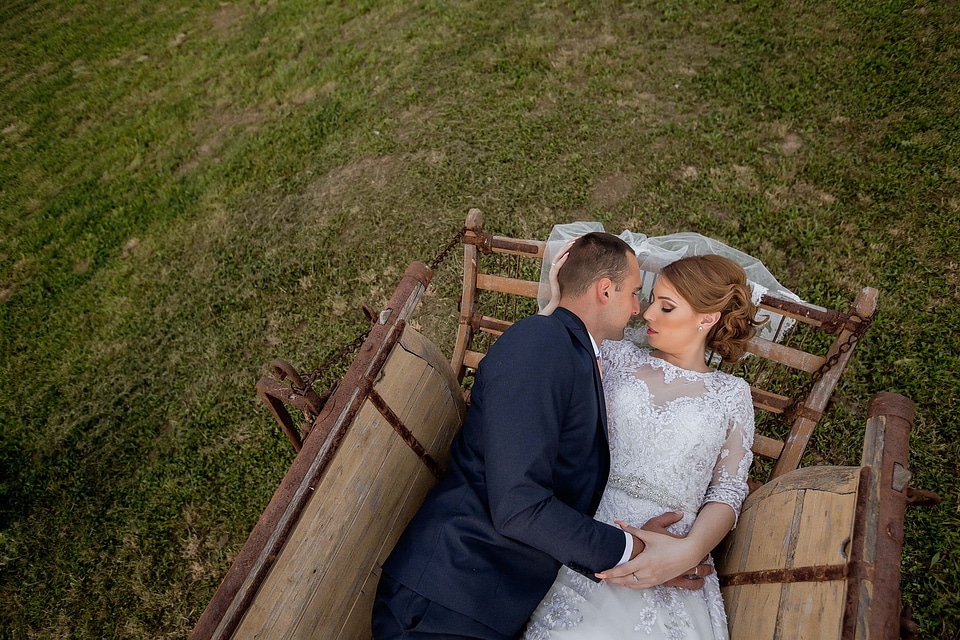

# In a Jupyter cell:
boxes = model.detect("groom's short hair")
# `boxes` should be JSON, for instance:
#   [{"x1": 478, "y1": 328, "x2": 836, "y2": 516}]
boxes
[{"x1": 559, "y1": 232, "x2": 635, "y2": 300}]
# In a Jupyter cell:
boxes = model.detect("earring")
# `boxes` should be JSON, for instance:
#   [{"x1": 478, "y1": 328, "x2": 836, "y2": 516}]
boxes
[{"x1": 698, "y1": 326, "x2": 703, "y2": 332}]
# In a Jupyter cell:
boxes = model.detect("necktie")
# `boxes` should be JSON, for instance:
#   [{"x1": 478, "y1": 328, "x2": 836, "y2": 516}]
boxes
[{"x1": 596, "y1": 355, "x2": 603, "y2": 379}]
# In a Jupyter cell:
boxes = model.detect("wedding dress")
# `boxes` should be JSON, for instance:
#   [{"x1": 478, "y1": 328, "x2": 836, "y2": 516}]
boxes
[{"x1": 523, "y1": 334, "x2": 755, "y2": 640}]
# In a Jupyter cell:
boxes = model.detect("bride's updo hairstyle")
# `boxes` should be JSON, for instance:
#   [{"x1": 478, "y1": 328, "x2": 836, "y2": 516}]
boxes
[{"x1": 659, "y1": 254, "x2": 764, "y2": 363}]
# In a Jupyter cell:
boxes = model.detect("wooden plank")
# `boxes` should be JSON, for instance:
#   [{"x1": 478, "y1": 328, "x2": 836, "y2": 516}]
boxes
[
  {"x1": 489, "y1": 236, "x2": 545, "y2": 257},
  {"x1": 750, "y1": 387, "x2": 795, "y2": 415},
  {"x1": 720, "y1": 488, "x2": 799, "y2": 574},
  {"x1": 752, "y1": 434, "x2": 784, "y2": 460},
  {"x1": 793, "y1": 489, "x2": 857, "y2": 568},
  {"x1": 451, "y1": 211, "x2": 481, "y2": 379},
  {"x1": 747, "y1": 466, "x2": 860, "y2": 499},
  {"x1": 757, "y1": 297, "x2": 831, "y2": 328},
  {"x1": 723, "y1": 583, "x2": 782, "y2": 639},
  {"x1": 778, "y1": 581, "x2": 846, "y2": 639},
  {"x1": 477, "y1": 273, "x2": 541, "y2": 298},
  {"x1": 746, "y1": 337, "x2": 826, "y2": 373},
  {"x1": 463, "y1": 350, "x2": 483, "y2": 370},
  {"x1": 477, "y1": 315, "x2": 511, "y2": 335},
  {"x1": 234, "y1": 392, "x2": 408, "y2": 636},
  {"x1": 307, "y1": 335, "x2": 461, "y2": 637},
  {"x1": 336, "y1": 402, "x2": 457, "y2": 640}
]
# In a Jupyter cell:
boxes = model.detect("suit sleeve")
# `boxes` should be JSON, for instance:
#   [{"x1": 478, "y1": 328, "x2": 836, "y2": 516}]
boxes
[{"x1": 477, "y1": 317, "x2": 626, "y2": 573}]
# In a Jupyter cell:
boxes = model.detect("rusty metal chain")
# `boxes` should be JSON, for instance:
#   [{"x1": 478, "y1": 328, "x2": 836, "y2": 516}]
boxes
[
  {"x1": 428, "y1": 225, "x2": 466, "y2": 271},
  {"x1": 809, "y1": 311, "x2": 873, "y2": 385},
  {"x1": 297, "y1": 329, "x2": 372, "y2": 394},
  {"x1": 785, "y1": 310, "x2": 873, "y2": 423}
]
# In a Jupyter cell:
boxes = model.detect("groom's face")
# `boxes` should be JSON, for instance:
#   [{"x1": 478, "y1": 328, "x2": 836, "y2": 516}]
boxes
[{"x1": 602, "y1": 252, "x2": 643, "y2": 340}]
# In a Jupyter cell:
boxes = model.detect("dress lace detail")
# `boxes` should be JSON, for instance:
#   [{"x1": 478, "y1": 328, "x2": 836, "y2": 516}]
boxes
[{"x1": 523, "y1": 340, "x2": 755, "y2": 640}]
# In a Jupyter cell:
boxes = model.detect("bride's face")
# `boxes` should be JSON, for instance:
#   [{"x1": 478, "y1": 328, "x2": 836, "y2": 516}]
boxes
[{"x1": 642, "y1": 276, "x2": 707, "y2": 354}]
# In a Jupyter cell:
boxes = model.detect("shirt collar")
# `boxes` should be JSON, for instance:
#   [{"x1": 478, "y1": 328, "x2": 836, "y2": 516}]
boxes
[{"x1": 587, "y1": 332, "x2": 600, "y2": 358}]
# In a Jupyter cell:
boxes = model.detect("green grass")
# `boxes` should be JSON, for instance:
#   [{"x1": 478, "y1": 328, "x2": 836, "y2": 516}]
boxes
[{"x1": 2, "y1": 0, "x2": 958, "y2": 637}]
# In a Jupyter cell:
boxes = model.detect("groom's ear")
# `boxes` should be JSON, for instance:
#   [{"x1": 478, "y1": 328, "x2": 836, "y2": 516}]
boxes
[{"x1": 595, "y1": 277, "x2": 614, "y2": 304}]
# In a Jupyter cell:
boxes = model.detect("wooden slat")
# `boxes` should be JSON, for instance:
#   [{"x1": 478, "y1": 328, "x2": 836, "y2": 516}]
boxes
[
  {"x1": 752, "y1": 434, "x2": 785, "y2": 460},
  {"x1": 746, "y1": 466, "x2": 860, "y2": 497},
  {"x1": 477, "y1": 315, "x2": 511, "y2": 336},
  {"x1": 757, "y1": 295, "x2": 833, "y2": 328},
  {"x1": 746, "y1": 337, "x2": 826, "y2": 373},
  {"x1": 778, "y1": 581, "x2": 846, "y2": 639},
  {"x1": 463, "y1": 350, "x2": 484, "y2": 370},
  {"x1": 793, "y1": 489, "x2": 857, "y2": 567},
  {"x1": 750, "y1": 387, "x2": 795, "y2": 415},
  {"x1": 723, "y1": 583, "x2": 782, "y2": 639},
  {"x1": 741, "y1": 488, "x2": 799, "y2": 574},
  {"x1": 477, "y1": 273, "x2": 541, "y2": 298},
  {"x1": 488, "y1": 236, "x2": 545, "y2": 257}
]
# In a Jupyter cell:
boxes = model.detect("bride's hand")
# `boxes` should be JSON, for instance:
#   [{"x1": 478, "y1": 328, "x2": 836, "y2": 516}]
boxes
[
  {"x1": 539, "y1": 238, "x2": 577, "y2": 316},
  {"x1": 638, "y1": 513, "x2": 711, "y2": 589},
  {"x1": 597, "y1": 520, "x2": 712, "y2": 590}
]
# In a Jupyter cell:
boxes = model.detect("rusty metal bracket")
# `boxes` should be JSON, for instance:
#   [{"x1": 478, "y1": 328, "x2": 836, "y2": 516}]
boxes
[
  {"x1": 788, "y1": 403, "x2": 825, "y2": 424},
  {"x1": 719, "y1": 563, "x2": 858, "y2": 587},
  {"x1": 464, "y1": 230, "x2": 494, "y2": 254},
  {"x1": 367, "y1": 388, "x2": 443, "y2": 481},
  {"x1": 905, "y1": 487, "x2": 942, "y2": 507},
  {"x1": 255, "y1": 359, "x2": 331, "y2": 451}
]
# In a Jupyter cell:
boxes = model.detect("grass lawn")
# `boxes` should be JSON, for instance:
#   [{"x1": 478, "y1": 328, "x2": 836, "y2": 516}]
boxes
[{"x1": 1, "y1": 0, "x2": 957, "y2": 637}]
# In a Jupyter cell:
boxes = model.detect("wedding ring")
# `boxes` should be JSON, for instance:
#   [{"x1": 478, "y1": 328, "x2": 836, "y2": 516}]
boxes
[
  {"x1": 632, "y1": 573, "x2": 639, "y2": 583},
  {"x1": 683, "y1": 574, "x2": 699, "y2": 580}
]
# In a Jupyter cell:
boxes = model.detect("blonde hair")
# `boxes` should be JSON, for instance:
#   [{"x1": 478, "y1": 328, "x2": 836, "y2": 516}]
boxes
[{"x1": 660, "y1": 254, "x2": 764, "y2": 363}]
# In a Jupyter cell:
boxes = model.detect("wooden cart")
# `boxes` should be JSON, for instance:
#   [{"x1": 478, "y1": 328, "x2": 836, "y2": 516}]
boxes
[{"x1": 191, "y1": 211, "x2": 920, "y2": 639}]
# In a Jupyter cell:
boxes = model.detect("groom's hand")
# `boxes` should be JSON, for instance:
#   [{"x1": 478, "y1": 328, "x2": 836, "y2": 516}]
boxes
[
  {"x1": 641, "y1": 511, "x2": 684, "y2": 535},
  {"x1": 627, "y1": 512, "x2": 683, "y2": 559}
]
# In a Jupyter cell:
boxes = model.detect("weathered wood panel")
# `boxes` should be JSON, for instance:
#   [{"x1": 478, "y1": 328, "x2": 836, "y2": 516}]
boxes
[
  {"x1": 232, "y1": 328, "x2": 464, "y2": 639},
  {"x1": 793, "y1": 489, "x2": 856, "y2": 568},
  {"x1": 724, "y1": 583, "x2": 782, "y2": 638},
  {"x1": 778, "y1": 581, "x2": 846, "y2": 637},
  {"x1": 718, "y1": 466, "x2": 862, "y2": 639}
]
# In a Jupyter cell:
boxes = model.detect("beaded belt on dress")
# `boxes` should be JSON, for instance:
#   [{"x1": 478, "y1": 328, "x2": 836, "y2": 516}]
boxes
[{"x1": 606, "y1": 473, "x2": 696, "y2": 514}]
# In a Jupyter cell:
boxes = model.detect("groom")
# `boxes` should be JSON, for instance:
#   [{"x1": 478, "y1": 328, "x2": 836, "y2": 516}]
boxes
[{"x1": 373, "y1": 232, "x2": 650, "y2": 639}]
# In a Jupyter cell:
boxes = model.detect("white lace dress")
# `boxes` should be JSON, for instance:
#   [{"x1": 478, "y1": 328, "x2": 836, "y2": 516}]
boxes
[{"x1": 524, "y1": 340, "x2": 755, "y2": 640}]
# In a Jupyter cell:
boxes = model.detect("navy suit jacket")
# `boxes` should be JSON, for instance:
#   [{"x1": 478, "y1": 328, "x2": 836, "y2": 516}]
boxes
[{"x1": 380, "y1": 308, "x2": 626, "y2": 636}]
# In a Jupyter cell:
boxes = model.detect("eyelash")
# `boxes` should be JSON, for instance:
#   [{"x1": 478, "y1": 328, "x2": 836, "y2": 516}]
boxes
[{"x1": 648, "y1": 292, "x2": 675, "y2": 312}]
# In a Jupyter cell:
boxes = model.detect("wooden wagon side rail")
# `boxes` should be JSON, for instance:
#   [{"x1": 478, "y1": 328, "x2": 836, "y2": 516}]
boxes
[{"x1": 191, "y1": 262, "x2": 462, "y2": 640}]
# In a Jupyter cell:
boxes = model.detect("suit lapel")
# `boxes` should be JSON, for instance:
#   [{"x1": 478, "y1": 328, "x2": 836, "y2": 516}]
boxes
[{"x1": 553, "y1": 309, "x2": 609, "y2": 439}]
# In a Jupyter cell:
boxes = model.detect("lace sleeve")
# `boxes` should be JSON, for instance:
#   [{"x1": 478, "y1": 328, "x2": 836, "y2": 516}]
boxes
[{"x1": 702, "y1": 377, "x2": 755, "y2": 526}]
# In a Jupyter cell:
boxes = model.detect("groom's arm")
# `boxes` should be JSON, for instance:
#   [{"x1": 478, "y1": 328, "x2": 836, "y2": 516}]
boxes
[{"x1": 478, "y1": 318, "x2": 626, "y2": 573}]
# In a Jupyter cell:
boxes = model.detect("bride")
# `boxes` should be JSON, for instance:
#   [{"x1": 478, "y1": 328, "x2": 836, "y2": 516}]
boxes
[{"x1": 524, "y1": 245, "x2": 762, "y2": 640}]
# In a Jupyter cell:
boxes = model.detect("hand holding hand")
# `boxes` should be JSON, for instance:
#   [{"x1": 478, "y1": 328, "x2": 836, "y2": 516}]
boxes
[
  {"x1": 639, "y1": 513, "x2": 712, "y2": 589},
  {"x1": 597, "y1": 515, "x2": 712, "y2": 590}
]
